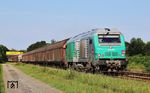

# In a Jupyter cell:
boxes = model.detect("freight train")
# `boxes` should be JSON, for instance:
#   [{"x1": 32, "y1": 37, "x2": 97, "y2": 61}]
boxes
[{"x1": 21, "y1": 28, "x2": 128, "y2": 71}]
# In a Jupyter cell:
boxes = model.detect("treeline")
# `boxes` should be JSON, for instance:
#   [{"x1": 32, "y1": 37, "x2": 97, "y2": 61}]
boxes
[
  {"x1": 0, "y1": 45, "x2": 8, "y2": 63},
  {"x1": 126, "y1": 38, "x2": 150, "y2": 56}
]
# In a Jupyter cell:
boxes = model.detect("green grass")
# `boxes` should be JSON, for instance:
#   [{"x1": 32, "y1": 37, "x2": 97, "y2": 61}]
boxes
[
  {"x1": 0, "y1": 64, "x2": 5, "y2": 93},
  {"x1": 14, "y1": 63, "x2": 150, "y2": 93}
]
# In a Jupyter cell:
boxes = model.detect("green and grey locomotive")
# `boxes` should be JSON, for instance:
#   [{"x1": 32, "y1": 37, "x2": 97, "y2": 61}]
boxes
[{"x1": 66, "y1": 28, "x2": 127, "y2": 71}]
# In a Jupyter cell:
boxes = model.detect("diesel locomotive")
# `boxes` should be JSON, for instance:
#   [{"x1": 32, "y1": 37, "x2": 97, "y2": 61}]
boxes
[{"x1": 22, "y1": 28, "x2": 128, "y2": 71}]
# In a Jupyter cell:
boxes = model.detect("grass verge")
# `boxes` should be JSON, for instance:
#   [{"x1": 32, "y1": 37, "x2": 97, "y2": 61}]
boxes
[
  {"x1": 0, "y1": 64, "x2": 5, "y2": 93},
  {"x1": 14, "y1": 63, "x2": 150, "y2": 93}
]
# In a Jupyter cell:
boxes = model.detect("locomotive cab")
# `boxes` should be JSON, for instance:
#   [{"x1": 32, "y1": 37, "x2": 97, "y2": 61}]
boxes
[{"x1": 93, "y1": 29, "x2": 128, "y2": 71}]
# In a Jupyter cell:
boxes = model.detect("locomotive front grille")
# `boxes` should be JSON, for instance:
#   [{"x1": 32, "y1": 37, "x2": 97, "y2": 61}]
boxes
[
  {"x1": 105, "y1": 52, "x2": 118, "y2": 56},
  {"x1": 105, "y1": 52, "x2": 111, "y2": 56},
  {"x1": 112, "y1": 52, "x2": 118, "y2": 56}
]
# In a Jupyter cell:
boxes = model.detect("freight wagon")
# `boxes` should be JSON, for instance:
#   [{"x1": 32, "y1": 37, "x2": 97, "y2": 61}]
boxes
[
  {"x1": 22, "y1": 28, "x2": 128, "y2": 71},
  {"x1": 22, "y1": 39, "x2": 69, "y2": 66}
]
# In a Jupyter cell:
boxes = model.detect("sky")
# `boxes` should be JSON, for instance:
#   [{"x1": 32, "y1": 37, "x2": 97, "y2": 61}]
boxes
[{"x1": 0, "y1": 0, "x2": 150, "y2": 50}]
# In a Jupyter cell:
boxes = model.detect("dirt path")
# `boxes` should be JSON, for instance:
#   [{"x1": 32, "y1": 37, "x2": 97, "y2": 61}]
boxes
[{"x1": 2, "y1": 64, "x2": 63, "y2": 93}]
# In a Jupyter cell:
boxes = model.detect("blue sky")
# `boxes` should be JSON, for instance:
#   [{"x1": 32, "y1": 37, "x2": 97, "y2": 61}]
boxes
[{"x1": 0, "y1": 0, "x2": 150, "y2": 50}]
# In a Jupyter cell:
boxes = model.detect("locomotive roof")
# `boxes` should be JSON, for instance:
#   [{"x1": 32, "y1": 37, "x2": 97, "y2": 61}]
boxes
[{"x1": 67, "y1": 28, "x2": 122, "y2": 43}]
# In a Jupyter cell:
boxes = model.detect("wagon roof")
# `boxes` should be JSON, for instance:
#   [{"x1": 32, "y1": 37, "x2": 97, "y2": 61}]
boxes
[{"x1": 23, "y1": 38, "x2": 69, "y2": 56}]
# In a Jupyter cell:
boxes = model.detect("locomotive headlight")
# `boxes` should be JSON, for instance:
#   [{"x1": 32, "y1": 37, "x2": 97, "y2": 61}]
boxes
[
  {"x1": 98, "y1": 54, "x2": 100, "y2": 57},
  {"x1": 122, "y1": 50, "x2": 125, "y2": 56}
]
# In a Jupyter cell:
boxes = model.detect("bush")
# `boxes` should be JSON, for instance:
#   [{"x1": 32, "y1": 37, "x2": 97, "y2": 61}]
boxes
[
  {"x1": 143, "y1": 60, "x2": 150, "y2": 72},
  {"x1": 128, "y1": 55, "x2": 150, "y2": 73}
]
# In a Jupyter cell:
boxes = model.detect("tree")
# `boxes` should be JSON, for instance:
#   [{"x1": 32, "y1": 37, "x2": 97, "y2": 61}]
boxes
[
  {"x1": 19, "y1": 50, "x2": 27, "y2": 53},
  {"x1": 144, "y1": 42, "x2": 150, "y2": 56},
  {"x1": 125, "y1": 41, "x2": 130, "y2": 55},
  {"x1": 128, "y1": 38, "x2": 145, "y2": 56},
  {"x1": 27, "y1": 41, "x2": 47, "y2": 52},
  {"x1": 51, "y1": 39, "x2": 56, "y2": 44},
  {"x1": 0, "y1": 45, "x2": 9, "y2": 62}
]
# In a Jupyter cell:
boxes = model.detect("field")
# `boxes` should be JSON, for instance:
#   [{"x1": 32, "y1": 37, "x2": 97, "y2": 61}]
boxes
[
  {"x1": 0, "y1": 64, "x2": 5, "y2": 93},
  {"x1": 14, "y1": 63, "x2": 150, "y2": 93}
]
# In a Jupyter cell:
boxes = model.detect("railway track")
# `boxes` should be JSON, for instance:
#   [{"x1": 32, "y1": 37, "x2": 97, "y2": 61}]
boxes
[
  {"x1": 107, "y1": 71, "x2": 150, "y2": 81},
  {"x1": 120, "y1": 71, "x2": 150, "y2": 80}
]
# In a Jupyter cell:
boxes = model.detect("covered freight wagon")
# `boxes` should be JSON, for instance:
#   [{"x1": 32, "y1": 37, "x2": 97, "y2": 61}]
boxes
[{"x1": 22, "y1": 39, "x2": 69, "y2": 66}]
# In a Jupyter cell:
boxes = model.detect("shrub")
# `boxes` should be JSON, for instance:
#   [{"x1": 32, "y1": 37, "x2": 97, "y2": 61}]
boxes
[{"x1": 128, "y1": 55, "x2": 150, "y2": 73}]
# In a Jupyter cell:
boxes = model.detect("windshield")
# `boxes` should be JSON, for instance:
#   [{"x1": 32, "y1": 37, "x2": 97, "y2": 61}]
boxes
[{"x1": 98, "y1": 34, "x2": 121, "y2": 44}]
